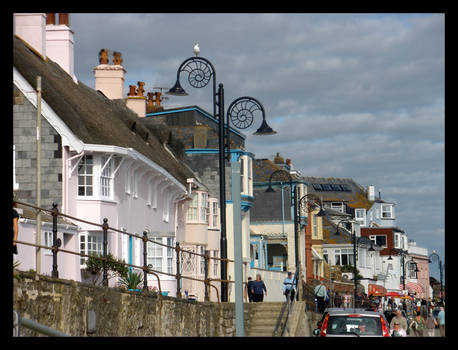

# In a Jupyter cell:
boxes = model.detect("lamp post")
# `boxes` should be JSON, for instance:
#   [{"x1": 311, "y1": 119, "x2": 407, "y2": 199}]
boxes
[
  {"x1": 297, "y1": 194, "x2": 326, "y2": 284},
  {"x1": 335, "y1": 220, "x2": 374, "y2": 308},
  {"x1": 429, "y1": 251, "x2": 444, "y2": 304},
  {"x1": 167, "y1": 51, "x2": 276, "y2": 335},
  {"x1": 265, "y1": 169, "x2": 298, "y2": 269},
  {"x1": 387, "y1": 248, "x2": 409, "y2": 293}
]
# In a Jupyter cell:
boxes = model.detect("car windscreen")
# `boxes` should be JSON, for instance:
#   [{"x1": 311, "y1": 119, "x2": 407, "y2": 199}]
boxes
[{"x1": 327, "y1": 315, "x2": 382, "y2": 336}]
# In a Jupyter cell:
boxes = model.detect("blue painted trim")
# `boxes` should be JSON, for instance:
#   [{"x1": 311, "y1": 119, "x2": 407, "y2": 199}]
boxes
[{"x1": 129, "y1": 235, "x2": 133, "y2": 273}]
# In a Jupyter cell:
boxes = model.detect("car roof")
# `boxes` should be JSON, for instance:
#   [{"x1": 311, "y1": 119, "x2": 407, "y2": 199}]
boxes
[{"x1": 326, "y1": 308, "x2": 382, "y2": 316}]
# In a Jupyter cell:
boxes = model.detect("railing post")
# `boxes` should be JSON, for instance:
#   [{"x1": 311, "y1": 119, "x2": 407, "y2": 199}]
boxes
[
  {"x1": 175, "y1": 242, "x2": 182, "y2": 299},
  {"x1": 102, "y1": 218, "x2": 108, "y2": 287},
  {"x1": 51, "y1": 203, "x2": 59, "y2": 278},
  {"x1": 204, "y1": 250, "x2": 210, "y2": 301},
  {"x1": 142, "y1": 231, "x2": 149, "y2": 291}
]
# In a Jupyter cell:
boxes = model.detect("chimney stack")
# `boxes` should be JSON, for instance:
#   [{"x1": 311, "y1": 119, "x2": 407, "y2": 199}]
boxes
[
  {"x1": 126, "y1": 81, "x2": 146, "y2": 117},
  {"x1": 45, "y1": 13, "x2": 76, "y2": 81},
  {"x1": 94, "y1": 49, "x2": 126, "y2": 99},
  {"x1": 14, "y1": 13, "x2": 47, "y2": 58},
  {"x1": 368, "y1": 185, "x2": 375, "y2": 201}
]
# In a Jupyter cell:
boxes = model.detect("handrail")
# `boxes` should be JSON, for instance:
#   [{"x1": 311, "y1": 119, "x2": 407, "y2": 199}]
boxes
[
  {"x1": 13, "y1": 311, "x2": 70, "y2": 337},
  {"x1": 273, "y1": 266, "x2": 299, "y2": 336},
  {"x1": 13, "y1": 199, "x2": 235, "y2": 303}
]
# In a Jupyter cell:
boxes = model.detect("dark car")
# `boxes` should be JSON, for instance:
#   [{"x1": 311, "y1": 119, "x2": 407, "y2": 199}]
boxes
[{"x1": 313, "y1": 308, "x2": 391, "y2": 337}]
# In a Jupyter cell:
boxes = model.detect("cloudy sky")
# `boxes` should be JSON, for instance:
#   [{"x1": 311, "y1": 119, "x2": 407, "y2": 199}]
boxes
[{"x1": 70, "y1": 13, "x2": 444, "y2": 280}]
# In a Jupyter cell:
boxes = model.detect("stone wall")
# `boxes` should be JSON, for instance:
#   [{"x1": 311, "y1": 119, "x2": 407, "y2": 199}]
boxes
[
  {"x1": 13, "y1": 271, "x2": 238, "y2": 337},
  {"x1": 13, "y1": 271, "x2": 320, "y2": 337}
]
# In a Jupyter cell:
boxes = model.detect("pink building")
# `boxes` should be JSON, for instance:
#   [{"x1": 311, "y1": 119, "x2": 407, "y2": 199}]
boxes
[{"x1": 13, "y1": 13, "x2": 210, "y2": 297}]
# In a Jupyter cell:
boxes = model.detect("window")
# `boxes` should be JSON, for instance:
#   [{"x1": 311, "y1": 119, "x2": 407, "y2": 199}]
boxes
[
  {"x1": 208, "y1": 199, "x2": 219, "y2": 228},
  {"x1": 44, "y1": 231, "x2": 53, "y2": 255},
  {"x1": 78, "y1": 155, "x2": 93, "y2": 196},
  {"x1": 355, "y1": 209, "x2": 366, "y2": 227},
  {"x1": 394, "y1": 233, "x2": 399, "y2": 249},
  {"x1": 186, "y1": 191, "x2": 209, "y2": 223},
  {"x1": 211, "y1": 250, "x2": 219, "y2": 277},
  {"x1": 100, "y1": 156, "x2": 113, "y2": 198},
  {"x1": 200, "y1": 246, "x2": 206, "y2": 275},
  {"x1": 200, "y1": 192, "x2": 208, "y2": 223},
  {"x1": 312, "y1": 215, "x2": 317, "y2": 237},
  {"x1": 187, "y1": 194, "x2": 198, "y2": 221},
  {"x1": 330, "y1": 202, "x2": 344, "y2": 213},
  {"x1": 147, "y1": 236, "x2": 174, "y2": 275},
  {"x1": 381, "y1": 204, "x2": 393, "y2": 219},
  {"x1": 79, "y1": 231, "x2": 103, "y2": 266},
  {"x1": 369, "y1": 235, "x2": 387, "y2": 248},
  {"x1": 323, "y1": 249, "x2": 328, "y2": 263},
  {"x1": 334, "y1": 248, "x2": 354, "y2": 266}
]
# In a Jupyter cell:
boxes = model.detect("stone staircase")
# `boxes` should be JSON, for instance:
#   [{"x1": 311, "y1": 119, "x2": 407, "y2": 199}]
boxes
[{"x1": 244, "y1": 302, "x2": 287, "y2": 337}]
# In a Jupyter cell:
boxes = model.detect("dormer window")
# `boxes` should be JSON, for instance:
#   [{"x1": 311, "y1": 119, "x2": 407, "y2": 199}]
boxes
[{"x1": 381, "y1": 204, "x2": 394, "y2": 219}]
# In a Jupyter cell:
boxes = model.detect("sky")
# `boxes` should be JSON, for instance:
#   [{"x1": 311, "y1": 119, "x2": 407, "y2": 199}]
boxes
[{"x1": 70, "y1": 13, "x2": 445, "y2": 282}]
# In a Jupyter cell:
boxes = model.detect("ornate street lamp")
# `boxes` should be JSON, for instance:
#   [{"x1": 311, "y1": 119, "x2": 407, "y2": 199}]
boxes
[
  {"x1": 429, "y1": 251, "x2": 444, "y2": 304},
  {"x1": 167, "y1": 50, "x2": 276, "y2": 335}
]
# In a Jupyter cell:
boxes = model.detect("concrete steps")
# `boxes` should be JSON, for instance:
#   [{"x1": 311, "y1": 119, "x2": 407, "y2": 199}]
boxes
[{"x1": 244, "y1": 302, "x2": 286, "y2": 337}]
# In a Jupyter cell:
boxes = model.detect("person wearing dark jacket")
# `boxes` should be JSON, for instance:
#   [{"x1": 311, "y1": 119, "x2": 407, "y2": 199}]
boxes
[{"x1": 251, "y1": 274, "x2": 267, "y2": 302}]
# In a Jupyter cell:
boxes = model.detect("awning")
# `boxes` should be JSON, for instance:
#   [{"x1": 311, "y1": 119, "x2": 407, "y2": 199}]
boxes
[
  {"x1": 368, "y1": 284, "x2": 387, "y2": 296},
  {"x1": 400, "y1": 282, "x2": 425, "y2": 296},
  {"x1": 385, "y1": 291, "x2": 403, "y2": 298}
]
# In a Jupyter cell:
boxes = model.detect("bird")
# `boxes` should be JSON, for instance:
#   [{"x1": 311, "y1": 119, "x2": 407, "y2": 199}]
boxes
[{"x1": 193, "y1": 43, "x2": 200, "y2": 57}]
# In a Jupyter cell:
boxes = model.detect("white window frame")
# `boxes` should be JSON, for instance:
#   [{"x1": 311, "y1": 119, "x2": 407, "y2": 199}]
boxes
[
  {"x1": 79, "y1": 231, "x2": 103, "y2": 267},
  {"x1": 100, "y1": 155, "x2": 113, "y2": 199},
  {"x1": 146, "y1": 235, "x2": 174, "y2": 277},
  {"x1": 355, "y1": 208, "x2": 366, "y2": 227},
  {"x1": 186, "y1": 191, "x2": 209, "y2": 224},
  {"x1": 208, "y1": 198, "x2": 219, "y2": 229},
  {"x1": 381, "y1": 204, "x2": 394, "y2": 219},
  {"x1": 211, "y1": 250, "x2": 219, "y2": 277},
  {"x1": 78, "y1": 155, "x2": 94, "y2": 197},
  {"x1": 44, "y1": 231, "x2": 54, "y2": 255}
]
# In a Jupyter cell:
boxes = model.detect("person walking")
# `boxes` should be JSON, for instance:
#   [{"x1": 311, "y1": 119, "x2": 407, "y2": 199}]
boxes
[
  {"x1": 343, "y1": 292, "x2": 351, "y2": 309},
  {"x1": 314, "y1": 281, "x2": 327, "y2": 314},
  {"x1": 334, "y1": 292, "x2": 342, "y2": 308},
  {"x1": 251, "y1": 274, "x2": 267, "y2": 302},
  {"x1": 426, "y1": 311, "x2": 437, "y2": 337},
  {"x1": 282, "y1": 272, "x2": 296, "y2": 302},
  {"x1": 390, "y1": 322, "x2": 407, "y2": 337},
  {"x1": 437, "y1": 306, "x2": 445, "y2": 337},
  {"x1": 409, "y1": 313, "x2": 426, "y2": 337},
  {"x1": 390, "y1": 309, "x2": 408, "y2": 332},
  {"x1": 245, "y1": 277, "x2": 254, "y2": 302}
]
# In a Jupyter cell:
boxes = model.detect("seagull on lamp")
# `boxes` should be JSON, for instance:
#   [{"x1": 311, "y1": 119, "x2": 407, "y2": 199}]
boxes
[{"x1": 193, "y1": 43, "x2": 200, "y2": 57}]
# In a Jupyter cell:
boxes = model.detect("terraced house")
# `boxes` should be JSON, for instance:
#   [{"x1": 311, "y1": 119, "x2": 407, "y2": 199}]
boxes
[{"x1": 13, "y1": 13, "x2": 209, "y2": 296}]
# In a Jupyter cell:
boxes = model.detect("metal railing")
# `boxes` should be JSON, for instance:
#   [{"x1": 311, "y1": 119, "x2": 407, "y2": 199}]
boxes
[
  {"x1": 13, "y1": 200, "x2": 236, "y2": 303},
  {"x1": 13, "y1": 310, "x2": 70, "y2": 337}
]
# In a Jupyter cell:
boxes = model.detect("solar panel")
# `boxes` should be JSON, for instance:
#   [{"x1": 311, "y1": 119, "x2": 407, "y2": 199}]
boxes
[
  {"x1": 312, "y1": 184, "x2": 323, "y2": 191},
  {"x1": 321, "y1": 184, "x2": 332, "y2": 191},
  {"x1": 330, "y1": 184, "x2": 342, "y2": 191}
]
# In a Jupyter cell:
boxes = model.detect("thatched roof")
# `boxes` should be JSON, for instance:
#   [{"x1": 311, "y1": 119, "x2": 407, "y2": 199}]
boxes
[{"x1": 13, "y1": 35, "x2": 195, "y2": 186}]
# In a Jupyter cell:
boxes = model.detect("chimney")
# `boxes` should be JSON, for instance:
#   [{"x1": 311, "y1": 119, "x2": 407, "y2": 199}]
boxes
[
  {"x1": 14, "y1": 13, "x2": 47, "y2": 58},
  {"x1": 45, "y1": 13, "x2": 76, "y2": 81},
  {"x1": 367, "y1": 185, "x2": 375, "y2": 201},
  {"x1": 126, "y1": 81, "x2": 146, "y2": 117},
  {"x1": 94, "y1": 50, "x2": 126, "y2": 99}
]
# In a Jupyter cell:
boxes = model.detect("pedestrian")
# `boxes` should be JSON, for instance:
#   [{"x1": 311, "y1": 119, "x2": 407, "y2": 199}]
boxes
[
  {"x1": 390, "y1": 309, "x2": 408, "y2": 332},
  {"x1": 390, "y1": 321, "x2": 407, "y2": 337},
  {"x1": 282, "y1": 271, "x2": 296, "y2": 302},
  {"x1": 343, "y1": 292, "x2": 351, "y2": 309},
  {"x1": 387, "y1": 297, "x2": 393, "y2": 310},
  {"x1": 13, "y1": 202, "x2": 19, "y2": 255},
  {"x1": 314, "y1": 281, "x2": 327, "y2": 314},
  {"x1": 426, "y1": 311, "x2": 437, "y2": 337},
  {"x1": 437, "y1": 306, "x2": 445, "y2": 337},
  {"x1": 245, "y1": 277, "x2": 254, "y2": 302},
  {"x1": 409, "y1": 313, "x2": 426, "y2": 336},
  {"x1": 421, "y1": 298, "x2": 428, "y2": 318},
  {"x1": 334, "y1": 292, "x2": 342, "y2": 308},
  {"x1": 251, "y1": 274, "x2": 267, "y2": 302}
]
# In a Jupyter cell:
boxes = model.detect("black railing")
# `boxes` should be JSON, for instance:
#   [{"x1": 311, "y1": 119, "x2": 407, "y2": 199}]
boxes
[{"x1": 13, "y1": 200, "x2": 235, "y2": 303}]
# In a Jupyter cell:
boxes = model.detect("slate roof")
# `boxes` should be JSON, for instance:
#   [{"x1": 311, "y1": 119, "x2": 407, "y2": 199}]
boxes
[{"x1": 13, "y1": 35, "x2": 196, "y2": 186}]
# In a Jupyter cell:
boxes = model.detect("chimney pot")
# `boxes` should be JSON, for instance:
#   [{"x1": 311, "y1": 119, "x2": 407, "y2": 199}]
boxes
[
  {"x1": 58, "y1": 13, "x2": 69, "y2": 26},
  {"x1": 46, "y1": 13, "x2": 56, "y2": 25}
]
